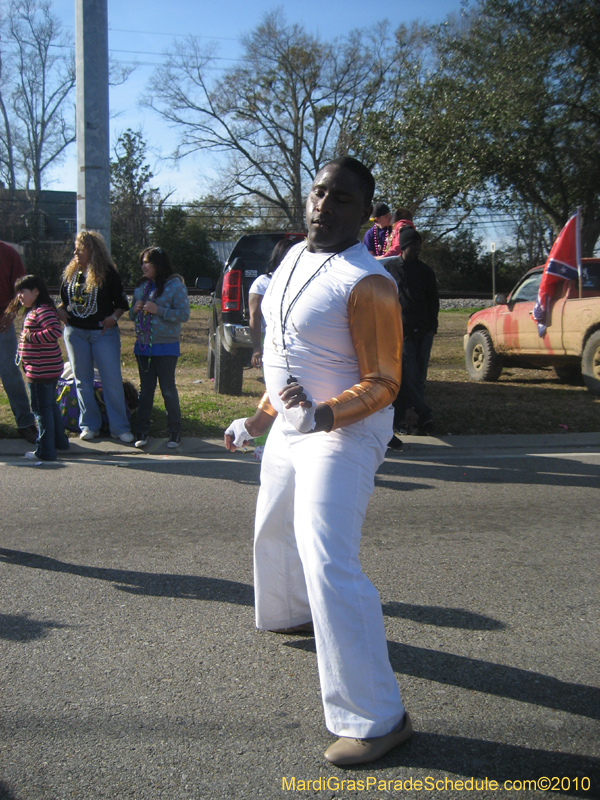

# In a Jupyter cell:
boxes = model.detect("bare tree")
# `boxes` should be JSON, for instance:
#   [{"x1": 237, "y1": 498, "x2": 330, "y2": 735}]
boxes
[
  {"x1": 187, "y1": 194, "x2": 255, "y2": 240},
  {"x1": 0, "y1": 46, "x2": 18, "y2": 192},
  {"x1": 7, "y1": 0, "x2": 75, "y2": 196},
  {"x1": 145, "y1": 11, "x2": 398, "y2": 227},
  {"x1": 0, "y1": 0, "x2": 133, "y2": 197}
]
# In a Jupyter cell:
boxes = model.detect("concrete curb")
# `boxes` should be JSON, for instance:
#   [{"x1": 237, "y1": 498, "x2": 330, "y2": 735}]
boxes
[
  {"x1": 0, "y1": 436, "x2": 225, "y2": 458},
  {"x1": 388, "y1": 431, "x2": 600, "y2": 458}
]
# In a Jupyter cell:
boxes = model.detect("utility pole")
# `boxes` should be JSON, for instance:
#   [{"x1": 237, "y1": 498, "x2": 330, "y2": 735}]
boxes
[
  {"x1": 490, "y1": 242, "x2": 496, "y2": 300},
  {"x1": 75, "y1": 0, "x2": 110, "y2": 249}
]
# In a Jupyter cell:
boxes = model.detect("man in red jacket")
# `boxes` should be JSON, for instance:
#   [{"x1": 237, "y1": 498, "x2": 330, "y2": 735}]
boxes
[{"x1": 0, "y1": 241, "x2": 37, "y2": 442}]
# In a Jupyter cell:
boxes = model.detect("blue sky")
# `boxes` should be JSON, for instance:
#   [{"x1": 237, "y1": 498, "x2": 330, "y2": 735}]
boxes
[{"x1": 48, "y1": 0, "x2": 465, "y2": 200}]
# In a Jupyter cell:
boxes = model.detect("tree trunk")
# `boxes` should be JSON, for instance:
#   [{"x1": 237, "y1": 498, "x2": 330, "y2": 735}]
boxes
[
  {"x1": 0, "y1": 94, "x2": 16, "y2": 193},
  {"x1": 581, "y1": 220, "x2": 600, "y2": 258}
]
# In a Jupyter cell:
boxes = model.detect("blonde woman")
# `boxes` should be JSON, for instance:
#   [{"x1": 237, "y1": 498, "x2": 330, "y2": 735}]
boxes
[{"x1": 57, "y1": 231, "x2": 133, "y2": 442}]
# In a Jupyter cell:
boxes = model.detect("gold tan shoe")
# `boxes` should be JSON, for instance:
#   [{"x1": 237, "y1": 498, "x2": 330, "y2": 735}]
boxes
[{"x1": 324, "y1": 712, "x2": 413, "y2": 766}]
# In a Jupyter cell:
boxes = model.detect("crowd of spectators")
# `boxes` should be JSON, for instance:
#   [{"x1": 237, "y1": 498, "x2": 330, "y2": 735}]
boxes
[{"x1": 1, "y1": 196, "x2": 437, "y2": 455}]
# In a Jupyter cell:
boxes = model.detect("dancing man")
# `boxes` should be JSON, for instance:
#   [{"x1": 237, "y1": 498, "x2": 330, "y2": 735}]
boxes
[{"x1": 225, "y1": 157, "x2": 412, "y2": 766}]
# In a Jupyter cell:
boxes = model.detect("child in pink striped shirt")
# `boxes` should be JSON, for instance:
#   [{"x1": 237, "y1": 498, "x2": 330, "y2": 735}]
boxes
[{"x1": 12, "y1": 275, "x2": 69, "y2": 461}]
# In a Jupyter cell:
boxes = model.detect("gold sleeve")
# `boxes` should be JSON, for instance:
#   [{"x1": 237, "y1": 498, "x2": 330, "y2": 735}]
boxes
[
  {"x1": 324, "y1": 274, "x2": 402, "y2": 429},
  {"x1": 257, "y1": 392, "x2": 278, "y2": 418}
]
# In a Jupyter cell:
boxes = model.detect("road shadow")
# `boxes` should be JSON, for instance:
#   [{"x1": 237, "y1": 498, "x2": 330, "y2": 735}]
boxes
[
  {"x1": 0, "y1": 783, "x2": 20, "y2": 800},
  {"x1": 0, "y1": 548, "x2": 254, "y2": 606},
  {"x1": 0, "y1": 612, "x2": 68, "y2": 642},
  {"x1": 375, "y1": 476, "x2": 435, "y2": 491},
  {"x1": 350, "y1": 732, "x2": 600, "y2": 795},
  {"x1": 45, "y1": 448, "x2": 600, "y2": 493},
  {"x1": 0, "y1": 549, "x2": 505, "y2": 634},
  {"x1": 6, "y1": 460, "x2": 69, "y2": 470},
  {"x1": 377, "y1": 452, "x2": 600, "y2": 490},
  {"x1": 285, "y1": 639, "x2": 600, "y2": 720},
  {"x1": 382, "y1": 602, "x2": 505, "y2": 630},
  {"x1": 71, "y1": 455, "x2": 263, "y2": 485}
]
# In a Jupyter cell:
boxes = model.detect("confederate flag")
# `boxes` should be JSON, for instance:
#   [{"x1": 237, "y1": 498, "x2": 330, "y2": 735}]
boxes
[{"x1": 532, "y1": 210, "x2": 581, "y2": 337}]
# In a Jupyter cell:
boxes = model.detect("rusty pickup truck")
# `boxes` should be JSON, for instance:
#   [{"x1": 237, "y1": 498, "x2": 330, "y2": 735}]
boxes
[{"x1": 464, "y1": 259, "x2": 600, "y2": 394}]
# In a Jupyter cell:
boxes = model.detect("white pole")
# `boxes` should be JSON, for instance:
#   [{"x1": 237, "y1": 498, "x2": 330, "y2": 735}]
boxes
[
  {"x1": 75, "y1": 0, "x2": 111, "y2": 250},
  {"x1": 576, "y1": 207, "x2": 582, "y2": 299}
]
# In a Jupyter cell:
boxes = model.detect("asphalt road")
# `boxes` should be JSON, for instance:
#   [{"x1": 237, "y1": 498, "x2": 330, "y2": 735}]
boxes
[{"x1": 1, "y1": 434, "x2": 599, "y2": 800}]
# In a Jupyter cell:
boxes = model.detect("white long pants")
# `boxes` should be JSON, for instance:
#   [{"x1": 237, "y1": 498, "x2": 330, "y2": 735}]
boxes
[{"x1": 254, "y1": 413, "x2": 404, "y2": 738}]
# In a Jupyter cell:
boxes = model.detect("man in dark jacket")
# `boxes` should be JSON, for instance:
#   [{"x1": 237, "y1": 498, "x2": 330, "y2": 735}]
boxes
[
  {"x1": 0, "y1": 241, "x2": 37, "y2": 442},
  {"x1": 386, "y1": 226, "x2": 439, "y2": 434}
]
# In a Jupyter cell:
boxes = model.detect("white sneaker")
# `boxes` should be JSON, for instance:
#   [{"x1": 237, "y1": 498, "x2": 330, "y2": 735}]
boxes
[
  {"x1": 24, "y1": 451, "x2": 39, "y2": 460},
  {"x1": 167, "y1": 432, "x2": 181, "y2": 449},
  {"x1": 135, "y1": 437, "x2": 148, "y2": 448},
  {"x1": 79, "y1": 430, "x2": 99, "y2": 441},
  {"x1": 116, "y1": 431, "x2": 134, "y2": 443}
]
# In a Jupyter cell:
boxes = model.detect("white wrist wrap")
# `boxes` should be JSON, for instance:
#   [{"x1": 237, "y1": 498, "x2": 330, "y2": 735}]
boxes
[{"x1": 225, "y1": 417, "x2": 253, "y2": 447}]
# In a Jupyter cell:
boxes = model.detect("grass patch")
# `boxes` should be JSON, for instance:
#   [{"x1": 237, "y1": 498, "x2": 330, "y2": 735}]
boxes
[
  {"x1": 427, "y1": 312, "x2": 600, "y2": 435},
  {"x1": 1, "y1": 308, "x2": 599, "y2": 438}
]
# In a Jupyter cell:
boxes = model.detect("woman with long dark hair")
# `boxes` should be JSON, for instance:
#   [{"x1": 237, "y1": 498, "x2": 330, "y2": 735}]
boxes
[
  {"x1": 129, "y1": 246, "x2": 190, "y2": 449},
  {"x1": 58, "y1": 230, "x2": 133, "y2": 442},
  {"x1": 11, "y1": 274, "x2": 69, "y2": 460}
]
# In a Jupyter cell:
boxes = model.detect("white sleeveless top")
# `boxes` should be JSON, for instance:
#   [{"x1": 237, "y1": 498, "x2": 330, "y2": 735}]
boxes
[{"x1": 261, "y1": 241, "x2": 396, "y2": 416}]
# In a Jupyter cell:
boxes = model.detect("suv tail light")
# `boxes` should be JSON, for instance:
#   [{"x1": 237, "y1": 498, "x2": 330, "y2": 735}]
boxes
[{"x1": 222, "y1": 269, "x2": 242, "y2": 311}]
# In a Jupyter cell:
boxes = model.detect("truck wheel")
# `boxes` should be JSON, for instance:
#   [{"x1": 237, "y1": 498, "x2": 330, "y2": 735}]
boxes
[
  {"x1": 582, "y1": 331, "x2": 600, "y2": 396},
  {"x1": 465, "y1": 330, "x2": 503, "y2": 382},
  {"x1": 206, "y1": 341, "x2": 215, "y2": 380},
  {"x1": 214, "y1": 329, "x2": 245, "y2": 395},
  {"x1": 206, "y1": 317, "x2": 215, "y2": 379},
  {"x1": 553, "y1": 364, "x2": 583, "y2": 385}
]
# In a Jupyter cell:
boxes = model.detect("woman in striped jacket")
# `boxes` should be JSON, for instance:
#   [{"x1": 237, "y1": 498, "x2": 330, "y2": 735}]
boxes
[{"x1": 12, "y1": 275, "x2": 69, "y2": 461}]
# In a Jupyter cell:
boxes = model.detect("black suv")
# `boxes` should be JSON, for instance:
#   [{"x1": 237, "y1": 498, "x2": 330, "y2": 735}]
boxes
[{"x1": 202, "y1": 232, "x2": 305, "y2": 394}]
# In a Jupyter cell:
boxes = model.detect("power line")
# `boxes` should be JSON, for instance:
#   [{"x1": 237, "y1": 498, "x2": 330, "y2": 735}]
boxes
[
  {"x1": 108, "y1": 48, "x2": 234, "y2": 60},
  {"x1": 58, "y1": 23, "x2": 240, "y2": 42},
  {"x1": 0, "y1": 194, "x2": 536, "y2": 224},
  {"x1": 5, "y1": 42, "x2": 237, "y2": 62},
  {"x1": 109, "y1": 59, "x2": 228, "y2": 70},
  {"x1": 108, "y1": 26, "x2": 240, "y2": 43}
]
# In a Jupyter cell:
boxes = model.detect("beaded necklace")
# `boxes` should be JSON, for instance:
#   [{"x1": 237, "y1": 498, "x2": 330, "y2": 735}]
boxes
[
  {"x1": 374, "y1": 225, "x2": 391, "y2": 256},
  {"x1": 135, "y1": 281, "x2": 157, "y2": 371},
  {"x1": 67, "y1": 271, "x2": 98, "y2": 318},
  {"x1": 14, "y1": 306, "x2": 29, "y2": 366},
  {"x1": 14, "y1": 334, "x2": 23, "y2": 367}
]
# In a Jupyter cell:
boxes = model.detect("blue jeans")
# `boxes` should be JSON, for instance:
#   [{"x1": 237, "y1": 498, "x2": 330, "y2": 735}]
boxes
[
  {"x1": 63, "y1": 325, "x2": 131, "y2": 435},
  {"x1": 0, "y1": 322, "x2": 35, "y2": 428},
  {"x1": 393, "y1": 331, "x2": 435, "y2": 427},
  {"x1": 28, "y1": 380, "x2": 70, "y2": 460},
  {"x1": 135, "y1": 355, "x2": 181, "y2": 436}
]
